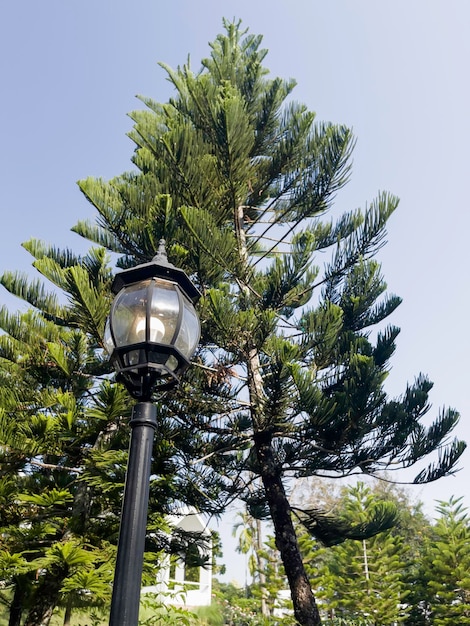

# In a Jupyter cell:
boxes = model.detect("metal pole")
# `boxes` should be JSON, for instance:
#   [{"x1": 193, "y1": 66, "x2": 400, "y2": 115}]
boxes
[{"x1": 109, "y1": 401, "x2": 157, "y2": 626}]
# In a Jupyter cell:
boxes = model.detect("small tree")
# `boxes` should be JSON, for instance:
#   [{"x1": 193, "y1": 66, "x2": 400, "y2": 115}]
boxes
[
  {"x1": 312, "y1": 483, "x2": 410, "y2": 624},
  {"x1": 422, "y1": 497, "x2": 470, "y2": 625}
]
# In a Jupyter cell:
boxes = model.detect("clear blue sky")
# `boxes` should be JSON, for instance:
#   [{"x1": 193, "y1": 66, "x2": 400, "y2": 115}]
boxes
[{"x1": 1, "y1": 0, "x2": 469, "y2": 582}]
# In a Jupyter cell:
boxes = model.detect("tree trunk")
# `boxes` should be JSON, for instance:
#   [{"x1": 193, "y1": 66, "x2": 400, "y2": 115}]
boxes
[
  {"x1": 8, "y1": 577, "x2": 25, "y2": 626},
  {"x1": 23, "y1": 565, "x2": 68, "y2": 626},
  {"x1": 245, "y1": 344, "x2": 321, "y2": 623},
  {"x1": 362, "y1": 539, "x2": 371, "y2": 595},
  {"x1": 238, "y1": 200, "x2": 321, "y2": 625},
  {"x1": 63, "y1": 599, "x2": 72, "y2": 626},
  {"x1": 255, "y1": 433, "x2": 322, "y2": 626}
]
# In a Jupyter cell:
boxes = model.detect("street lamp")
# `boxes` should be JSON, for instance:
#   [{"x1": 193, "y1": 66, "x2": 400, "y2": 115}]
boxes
[{"x1": 105, "y1": 240, "x2": 201, "y2": 626}]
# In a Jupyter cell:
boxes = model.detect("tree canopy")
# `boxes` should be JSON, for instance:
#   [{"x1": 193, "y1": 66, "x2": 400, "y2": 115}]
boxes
[{"x1": 0, "y1": 19, "x2": 465, "y2": 626}]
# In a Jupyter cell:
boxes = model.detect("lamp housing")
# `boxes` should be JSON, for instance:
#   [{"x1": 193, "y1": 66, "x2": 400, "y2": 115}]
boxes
[{"x1": 104, "y1": 242, "x2": 201, "y2": 399}]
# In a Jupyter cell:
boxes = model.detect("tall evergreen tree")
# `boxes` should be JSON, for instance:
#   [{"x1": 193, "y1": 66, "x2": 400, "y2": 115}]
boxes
[
  {"x1": 2, "y1": 20, "x2": 465, "y2": 626},
  {"x1": 73, "y1": 20, "x2": 464, "y2": 626}
]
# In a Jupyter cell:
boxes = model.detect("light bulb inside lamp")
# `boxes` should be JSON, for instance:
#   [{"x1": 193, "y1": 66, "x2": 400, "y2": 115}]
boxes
[{"x1": 134, "y1": 316, "x2": 166, "y2": 343}]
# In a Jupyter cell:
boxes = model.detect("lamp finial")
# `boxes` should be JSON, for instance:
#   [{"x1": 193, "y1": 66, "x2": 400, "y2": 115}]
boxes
[{"x1": 153, "y1": 239, "x2": 168, "y2": 264}]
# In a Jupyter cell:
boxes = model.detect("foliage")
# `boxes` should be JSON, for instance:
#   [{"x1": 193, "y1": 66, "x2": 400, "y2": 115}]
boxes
[
  {"x1": 226, "y1": 486, "x2": 470, "y2": 626},
  {"x1": 0, "y1": 167, "x2": 222, "y2": 626},
  {"x1": 0, "y1": 289, "x2": 123, "y2": 623},
  {"x1": 233, "y1": 511, "x2": 258, "y2": 578},
  {"x1": 324, "y1": 617, "x2": 371, "y2": 626},
  {"x1": 311, "y1": 483, "x2": 409, "y2": 624},
  {"x1": 212, "y1": 580, "x2": 295, "y2": 626},
  {"x1": 139, "y1": 594, "x2": 198, "y2": 626},
  {"x1": 0, "y1": 17, "x2": 465, "y2": 626},
  {"x1": 71, "y1": 21, "x2": 465, "y2": 625},
  {"x1": 420, "y1": 497, "x2": 470, "y2": 625},
  {"x1": 75, "y1": 17, "x2": 464, "y2": 497}
]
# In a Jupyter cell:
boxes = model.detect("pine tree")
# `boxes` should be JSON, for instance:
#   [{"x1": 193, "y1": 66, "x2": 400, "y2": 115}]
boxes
[
  {"x1": 310, "y1": 483, "x2": 410, "y2": 624},
  {"x1": 422, "y1": 497, "x2": 470, "y2": 625},
  {"x1": 72, "y1": 20, "x2": 464, "y2": 625},
  {"x1": 377, "y1": 485, "x2": 433, "y2": 626},
  {"x1": 0, "y1": 248, "x2": 122, "y2": 624},
  {"x1": 0, "y1": 247, "x2": 220, "y2": 623},
  {"x1": 3, "y1": 20, "x2": 465, "y2": 626}
]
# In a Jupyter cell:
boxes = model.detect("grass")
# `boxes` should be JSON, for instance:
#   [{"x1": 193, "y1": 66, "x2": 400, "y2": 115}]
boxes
[
  {"x1": 0, "y1": 603, "x2": 223, "y2": 626},
  {"x1": 0, "y1": 587, "x2": 226, "y2": 626}
]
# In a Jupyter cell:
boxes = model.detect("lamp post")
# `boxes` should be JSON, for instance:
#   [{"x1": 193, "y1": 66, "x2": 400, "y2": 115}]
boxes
[{"x1": 104, "y1": 240, "x2": 201, "y2": 626}]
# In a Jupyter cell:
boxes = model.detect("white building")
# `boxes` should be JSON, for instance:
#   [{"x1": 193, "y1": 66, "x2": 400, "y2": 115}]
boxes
[{"x1": 142, "y1": 509, "x2": 212, "y2": 607}]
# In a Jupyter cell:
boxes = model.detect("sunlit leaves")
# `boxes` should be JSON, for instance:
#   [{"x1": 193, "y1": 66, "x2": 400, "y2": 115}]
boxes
[{"x1": 17, "y1": 489, "x2": 74, "y2": 508}]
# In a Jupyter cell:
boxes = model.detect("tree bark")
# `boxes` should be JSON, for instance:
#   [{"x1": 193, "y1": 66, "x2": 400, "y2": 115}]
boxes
[
  {"x1": 362, "y1": 539, "x2": 370, "y2": 594},
  {"x1": 8, "y1": 577, "x2": 25, "y2": 626},
  {"x1": 23, "y1": 565, "x2": 68, "y2": 626},
  {"x1": 63, "y1": 599, "x2": 72, "y2": 626},
  {"x1": 255, "y1": 433, "x2": 322, "y2": 626},
  {"x1": 238, "y1": 200, "x2": 321, "y2": 625}
]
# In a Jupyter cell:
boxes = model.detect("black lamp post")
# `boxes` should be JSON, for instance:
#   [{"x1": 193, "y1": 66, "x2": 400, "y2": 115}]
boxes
[{"x1": 104, "y1": 240, "x2": 200, "y2": 626}]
